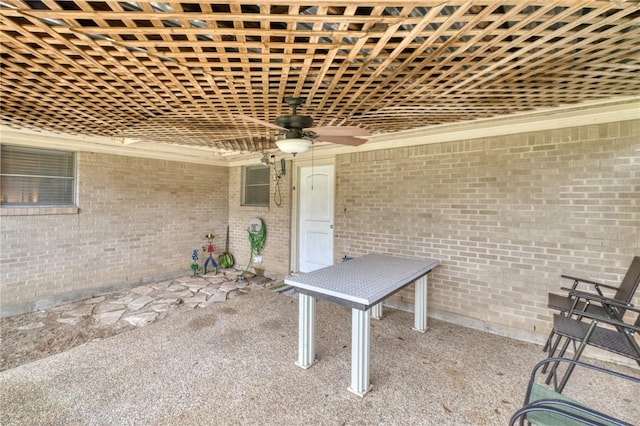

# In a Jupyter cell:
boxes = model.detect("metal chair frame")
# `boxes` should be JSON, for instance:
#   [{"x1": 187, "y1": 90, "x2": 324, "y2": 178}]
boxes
[
  {"x1": 510, "y1": 358, "x2": 640, "y2": 426},
  {"x1": 545, "y1": 299, "x2": 640, "y2": 392},
  {"x1": 543, "y1": 257, "x2": 640, "y2": 369}
]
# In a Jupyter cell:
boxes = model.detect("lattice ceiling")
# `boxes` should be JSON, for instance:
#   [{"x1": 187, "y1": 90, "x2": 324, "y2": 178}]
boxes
[{"x1": 1, "y1": 1, "x2": 639, "y2": 156}]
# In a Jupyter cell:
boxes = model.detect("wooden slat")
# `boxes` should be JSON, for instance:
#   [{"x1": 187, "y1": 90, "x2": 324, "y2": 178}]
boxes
[{"x1": 1, "y1": 0, "x2": 638, "y2": 155}]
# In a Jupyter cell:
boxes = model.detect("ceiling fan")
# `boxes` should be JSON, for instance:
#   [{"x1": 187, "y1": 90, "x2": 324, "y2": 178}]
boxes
[{"x1": 239, "y1": 97, "x2": 369, "y2": 154}]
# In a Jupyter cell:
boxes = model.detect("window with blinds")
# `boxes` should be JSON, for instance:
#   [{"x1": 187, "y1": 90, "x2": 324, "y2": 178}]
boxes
[
  {"x1": 242, "y1": 165, "x2": 270, "y2": 207},
  {"x1": 1, "y1": 145, "x2": 76, "y2": 206}
]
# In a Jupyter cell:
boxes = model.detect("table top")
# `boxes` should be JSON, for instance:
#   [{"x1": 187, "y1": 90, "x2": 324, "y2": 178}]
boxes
[{"x1": 284, "y1": 254, "x2": 439, "y2": 310}]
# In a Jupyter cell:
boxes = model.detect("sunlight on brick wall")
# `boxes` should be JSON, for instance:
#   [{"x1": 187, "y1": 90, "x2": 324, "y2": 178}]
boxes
[{"x1": 334, "y1": 120, "x2": 640, "y2": 335}]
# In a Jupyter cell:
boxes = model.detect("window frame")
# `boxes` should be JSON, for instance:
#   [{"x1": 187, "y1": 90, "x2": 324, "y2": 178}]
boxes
[
  {"x1": 0, "y1": 144, "x2": 78, "y2": 207},
  {"x1": 241, "y1": 164, "x2": 270, "y2": 207}
]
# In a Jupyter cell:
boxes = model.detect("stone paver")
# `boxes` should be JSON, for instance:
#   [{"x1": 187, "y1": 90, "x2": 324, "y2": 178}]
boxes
[
  {"x1": 151, "y1": 304, "x2": 170, "y2": 313},
  {"x1": 123, "y1": 312, "x2": 158, "y2": 327},
  {"x1": 166, "y1": 284, "x2": 187, "y2": 292},
  {"x1": 94, "y1": 309, "x2": 125, "y2": 325},
  {"x1": 200, "y1": 286, "x2": 219, "y2": 297},
  {"x1": 94, "y1": 301, "x2": 127, "y2": 314},
  {"x1": 209, "y1": 291, "x2": 228, "y2": 302},
  {"x1": 68, "y1": 305, "x2": 95, "y2": 317},
  {"x1": 130, "y1": 286, "x2": 154, "y2": 296},
  {"x1": 219, "y1": 282, "x2": 240, "y2": 292},
  {"x1": 127, "y1": 296, "x2": 155, "y2": 312},
  {"x1": 171, "y1": 290, "x2": 195, "y2": 299},
  {"x1": 183, "y1": 293, "x2": 208, "y2": 308}
]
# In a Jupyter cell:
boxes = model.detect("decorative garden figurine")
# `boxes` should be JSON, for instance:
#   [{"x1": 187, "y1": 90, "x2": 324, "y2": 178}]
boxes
[
  {"x1": 202, "y1": 233, "x2": 218, "y2": 275},
  {"x1": 190, "y1": 249, "x2": 201, "y2": 276}
]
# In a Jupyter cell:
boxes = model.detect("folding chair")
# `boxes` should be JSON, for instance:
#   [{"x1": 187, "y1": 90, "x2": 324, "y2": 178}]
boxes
[
  {"x1": 510, "y1": 358, "x2": 640, "y2": 426},
  {"x1": 545, "y1": 299, "x2": 640, "y2": 392},
  {"x1": 543, "y1": 256, "x2": 640, "y2": 356}
]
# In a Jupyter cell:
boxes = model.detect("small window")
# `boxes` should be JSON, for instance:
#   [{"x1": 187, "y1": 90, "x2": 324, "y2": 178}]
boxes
[
  {"x1": 242, "y1": 165, "x2": 270, "y2": 206},
  {"x1": 1, "y1": 145, "x2": 76, "y2": 206}
]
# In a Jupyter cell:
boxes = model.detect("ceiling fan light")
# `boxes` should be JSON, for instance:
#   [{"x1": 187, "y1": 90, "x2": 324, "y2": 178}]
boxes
[{"x1": 276, "y1": 138, "x2": 311, "y2": 155}]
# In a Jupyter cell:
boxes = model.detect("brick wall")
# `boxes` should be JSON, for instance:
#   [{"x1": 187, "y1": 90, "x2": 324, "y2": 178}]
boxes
[
  {"x1": 2, "y1": 119, "x2": 638, "y2": 338},
  {"x1": 227, "y1": 162, "x2": 292, "y2": 275},
  {"x1": 1, "y1": 152, "x2": 228, "y2": 315},
  {"x1": 334, "y1": 120, "x2": 640, "y2": 340}
]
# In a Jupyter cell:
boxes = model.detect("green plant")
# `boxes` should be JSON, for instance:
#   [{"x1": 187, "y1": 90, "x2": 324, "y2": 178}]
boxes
[
  {"x1": 190, "y1": 249, "x2": 201, "y2": 276},
  {"x1": 244, "y1": 221, "x2": 266, "y2": 272}
]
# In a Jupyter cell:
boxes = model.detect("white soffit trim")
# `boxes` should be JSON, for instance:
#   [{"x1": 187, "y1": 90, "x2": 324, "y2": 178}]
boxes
[
  {"x1": 0, "y1": 125, "x2": 230, "y2": 167},
  {"x1": 368, "y1": 97, "x2": 640, "y2": 146}
]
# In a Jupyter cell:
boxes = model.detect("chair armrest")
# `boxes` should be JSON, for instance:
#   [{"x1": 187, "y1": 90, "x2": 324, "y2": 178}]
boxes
[
  {"x1": 560, "y1": 287, "x2": 636, "y2": 310},
  {"x1": 526, "y1": 358, "x2": 640, "y2": 400},
  {"x1": 510, "y1": 399, "x2": 633, "y2": 426},
  {"x1": 560, "y1": 274, "x2": 618, "y2": 291},
  {"x1": 563, "y1": 308, "x2": 640, "y2": 333},
  {"x1": 514, "y1": 358, "x2": 640, "y2": 426}
]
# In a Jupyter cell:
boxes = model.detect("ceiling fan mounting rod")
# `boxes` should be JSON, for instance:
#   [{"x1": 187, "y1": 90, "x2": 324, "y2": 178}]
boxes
[{"x1": 283, "y1": 97, "x2": 306, "y2": 115}]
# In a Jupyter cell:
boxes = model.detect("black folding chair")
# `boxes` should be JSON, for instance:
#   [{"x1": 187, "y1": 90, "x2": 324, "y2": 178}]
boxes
[
  {"x1": 545, "y1": 300, "x2": 640, "y2": 392},
  {"x1": 510, "y1": 358, "x2": 640, "y2": 426},
  {"x1": 543, "y1": 256, "x2": 640, "y2": 358}
]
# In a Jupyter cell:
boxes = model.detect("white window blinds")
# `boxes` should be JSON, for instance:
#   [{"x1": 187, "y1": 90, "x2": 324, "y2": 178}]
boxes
[{"x1": 1, "y1": 145, "x2": 76, "y2": 206}]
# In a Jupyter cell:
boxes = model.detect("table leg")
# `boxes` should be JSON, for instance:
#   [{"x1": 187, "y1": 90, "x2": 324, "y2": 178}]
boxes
[
  {"x1": 370, "y1": 302, "x2": 383, "y2": 320},
  {"x1": 348, "y1": 308, "x2": 372, "y2": 397},
  {"x1": 412, "y1": 275, "x2": 428, "y2": 332},
  {"x1": 295, "y1": 293, "x2": 317, "y2": 369}
]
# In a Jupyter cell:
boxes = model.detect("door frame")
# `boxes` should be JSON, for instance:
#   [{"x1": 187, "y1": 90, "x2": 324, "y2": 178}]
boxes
[{"x1": 290, "y1": 156, "x2": 336, "y2": 273}]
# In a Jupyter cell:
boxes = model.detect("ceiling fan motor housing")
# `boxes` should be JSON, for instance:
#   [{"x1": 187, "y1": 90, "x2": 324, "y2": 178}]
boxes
[
  {"x1": 276, "y1": 114, "x2": 313, "y2": 130},
  {"x1": 284, "y1": 129, "x2": 306, "y2": 139}
]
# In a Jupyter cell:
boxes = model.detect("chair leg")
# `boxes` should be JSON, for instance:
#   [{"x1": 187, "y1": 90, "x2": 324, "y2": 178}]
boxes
[
  {"x1": 547, "y1": 321, "x2": 598, "y2": 391},
  {"x1": 557, "y1": 337, "x2": 591, "y2": 393},
  {"x1": 542, "y1": 333, "x2": 563, "y2": 374},
  {"x1": 542, "y1": 329, "x2": 554, "y2": 353},
  {"x1": 545, "y1": 337, "x2": 572, "y2": 385}
]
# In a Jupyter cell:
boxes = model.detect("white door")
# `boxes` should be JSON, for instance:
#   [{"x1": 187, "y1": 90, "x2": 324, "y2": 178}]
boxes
[{"x1": 298, "y1": 164, "x2": 334, "y2": 272}]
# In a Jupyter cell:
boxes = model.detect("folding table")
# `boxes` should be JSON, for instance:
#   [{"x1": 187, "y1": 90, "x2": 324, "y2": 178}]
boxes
[{"x1": 284, "y1": 253, "x2": 439, "y2": 396}]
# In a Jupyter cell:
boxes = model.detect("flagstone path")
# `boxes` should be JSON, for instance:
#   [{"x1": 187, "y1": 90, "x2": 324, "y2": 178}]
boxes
[
  {"x1": 0, "y1": 269, "x2": 280, "y2": 371},
  {"x1": 50, "y1": 271, "x2": 273, "y2": 327}
]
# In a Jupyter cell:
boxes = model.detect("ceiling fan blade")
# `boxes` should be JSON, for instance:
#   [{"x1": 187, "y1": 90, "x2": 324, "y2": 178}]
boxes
[
  {"x1": 237, "y1": 114, "x2": 288, "y2": 131},
  {"x1": 317, "y1": 135, "x2": 368, "y2": 146},
  {"x1": 309, "y1": 126, "x2": 370, "y2": 137}
]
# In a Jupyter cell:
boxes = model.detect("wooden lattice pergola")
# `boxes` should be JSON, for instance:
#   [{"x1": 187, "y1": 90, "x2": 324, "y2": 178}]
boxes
[{"x1": 1, "y1": 1, "x2": 639, "y2": 157}]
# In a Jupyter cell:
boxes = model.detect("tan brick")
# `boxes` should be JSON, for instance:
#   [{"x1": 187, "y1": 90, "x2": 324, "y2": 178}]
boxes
[{"x1": 334, "y1": 120, "x2": 640, "y2": 333}]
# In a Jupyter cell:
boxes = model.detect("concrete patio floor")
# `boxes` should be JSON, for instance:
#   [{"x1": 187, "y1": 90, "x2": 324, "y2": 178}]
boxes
[{"x1": 1, "y1": 281, "x2": 638, "y2": 425}]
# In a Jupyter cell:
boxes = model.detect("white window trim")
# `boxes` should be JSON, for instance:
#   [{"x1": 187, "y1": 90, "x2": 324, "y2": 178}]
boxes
[{"x1": 242, "y1": 165, "x2": 270, "y2": 207}]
